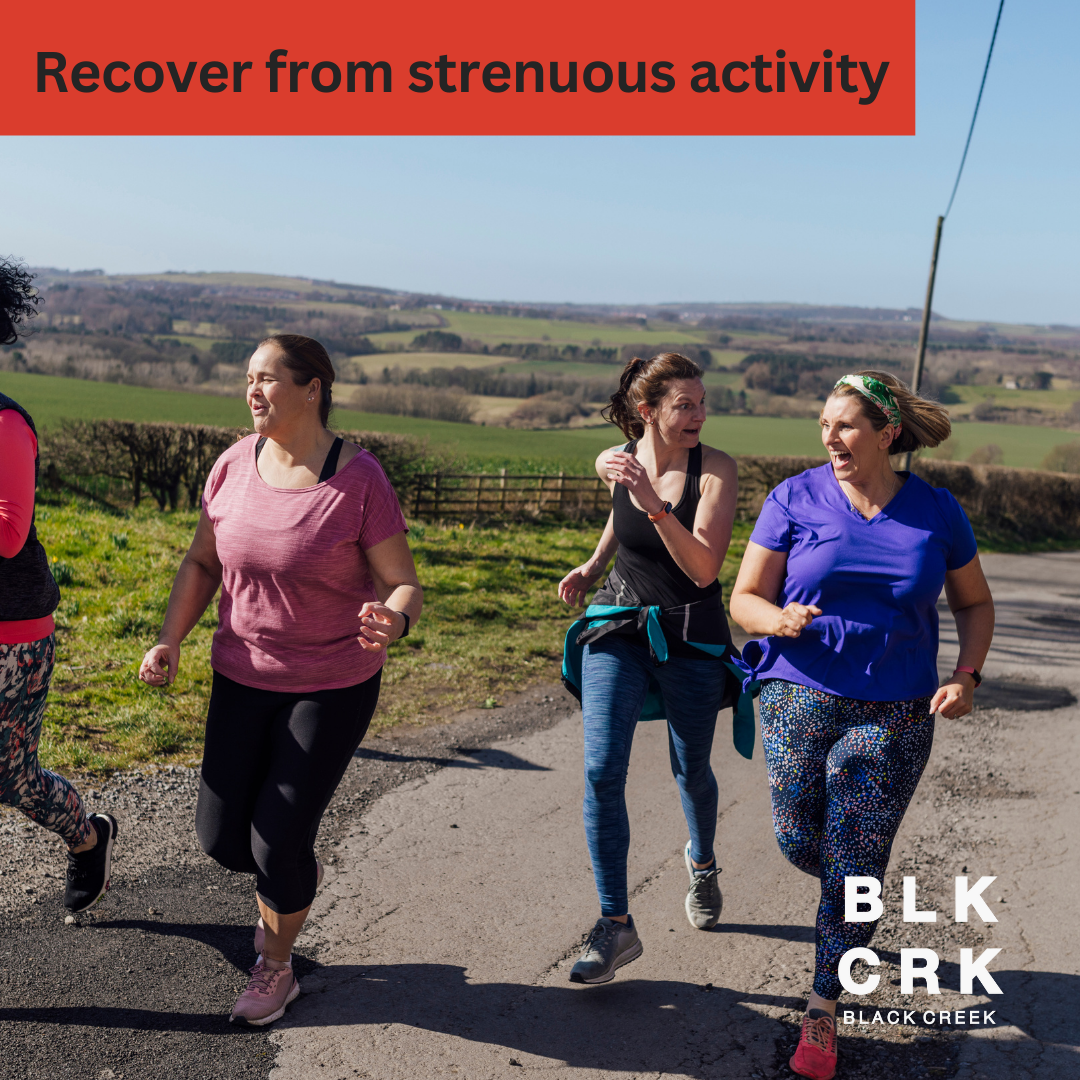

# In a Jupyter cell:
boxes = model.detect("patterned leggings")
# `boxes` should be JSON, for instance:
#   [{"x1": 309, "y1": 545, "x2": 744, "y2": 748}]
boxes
[
  {"x1": 0, "y1": 635, "x2": 91, "y2": 847},
  {"x1": 758, "y1": 679, "x2": 935, "y2": 1000}
]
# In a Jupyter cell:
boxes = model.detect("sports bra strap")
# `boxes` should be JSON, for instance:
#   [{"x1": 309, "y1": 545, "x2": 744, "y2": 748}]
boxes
[
  {"x1": 255, "y1": 435, "x2": 344, "y2": 484},
  {"x1": 318, "y1": 437, "x2": 344, "y2": 483},
  {"x1": 687, "y1": 443, "x2": 702, "y2": 502}
]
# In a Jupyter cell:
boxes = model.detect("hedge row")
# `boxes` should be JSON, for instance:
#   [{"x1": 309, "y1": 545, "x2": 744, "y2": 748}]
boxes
[
  {"x1": 734, "y1": 454, "x2": 1080, "y2": 542},
  {"x1": 40, "y1": 421, "x2": 1080, "y2": 542},
  {"x1": 41, "y1": 420, "x2": 427, "y2": 511}
]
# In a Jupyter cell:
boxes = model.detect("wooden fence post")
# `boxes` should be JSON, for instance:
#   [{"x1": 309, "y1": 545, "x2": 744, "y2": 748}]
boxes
[
  {"x1": 475, "y1": 474, "x2": 484, "y2": 514},
  {"x1": 499, "y1": 468, "x2": 507, "y2": 512},
  {"x1": 557, "y1": 470, "x2": 565, "y2": 512}
]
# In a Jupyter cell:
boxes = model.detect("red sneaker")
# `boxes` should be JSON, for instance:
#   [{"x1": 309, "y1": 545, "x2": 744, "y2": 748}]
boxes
[{"x1": 790, "y1": 1010, "x2": 838, "y2": 1080}]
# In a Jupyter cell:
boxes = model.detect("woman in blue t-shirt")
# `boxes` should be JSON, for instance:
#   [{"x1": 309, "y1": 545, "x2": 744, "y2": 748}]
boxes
[{"x1": 730, "y1": 371, "x2": 994, "y2": 1080}]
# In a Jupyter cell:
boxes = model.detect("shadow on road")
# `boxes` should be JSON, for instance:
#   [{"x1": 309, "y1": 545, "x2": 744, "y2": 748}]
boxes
[
  {"x1": 4, "y1": 959, "x2": 1075, "y2": 1075},
  {"x1": 869, "y1": 951, "x2": 1080, "y2": 1045},
  {"x1": 355, "y1": 746, "x2": 552, "y2": 771},
  {"x1": 712, "y1": 922, "x2": 816, "y2": 943},
  {"x1": 92, "y1": 919, "x2": 259, "y2": 971},
  {"x1": 973, "y1": 679, "x2": 1077, "y2": 712}
]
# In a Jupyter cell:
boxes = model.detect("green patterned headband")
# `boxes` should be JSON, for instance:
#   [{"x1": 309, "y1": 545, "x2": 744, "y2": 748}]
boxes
[{"x1": 834, "y1": 374, "x2": 902, "y2": 430}]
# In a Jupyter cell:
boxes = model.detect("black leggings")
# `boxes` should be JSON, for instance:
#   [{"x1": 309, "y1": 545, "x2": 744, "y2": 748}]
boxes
[{"x1": 196, "y1": 669, "x2": 381, "y2": 914}]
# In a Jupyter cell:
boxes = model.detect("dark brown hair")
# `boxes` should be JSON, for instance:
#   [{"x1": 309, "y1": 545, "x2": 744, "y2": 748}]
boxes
[
  {"x1": 260, "y1": 334, "x2": 335, "y2": 426},
  {"x1": 828, "y1": 368, "x2": 951, "y2": 454},
  {"x1": 601, "y1": 352, "x2": 705, "y2": 439},
  {"x1": 0, "y1": 258, "x2": 41, "y2": 346}
]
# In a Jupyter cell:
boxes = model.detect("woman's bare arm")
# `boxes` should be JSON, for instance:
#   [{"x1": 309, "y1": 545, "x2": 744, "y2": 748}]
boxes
[
  {"x1": 558, "y1": 509, "x2": 619, "y2": 607},
  {"x1": 655, "y1": 449, "x2": 738, "y2": 587},
  {"x1": 729, "y1": 541, "x2": 821, "y2": 637},
  {"x1": 139, "y1": 510, "x2": 223, "y2": 685},
  {"x1": 930, "y1": 554, "x2": 995, "y2": 718},
  {"x1": 602, "y1": 446, "x2": 738, "y2": 589},
  {"x1": 358, "y1": 530, "x2": 424, "y2": 652}
]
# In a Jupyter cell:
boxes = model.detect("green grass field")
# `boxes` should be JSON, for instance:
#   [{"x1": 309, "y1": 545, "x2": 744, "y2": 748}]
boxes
[
  {"x1": 0, "y1": 372, "x2": 253, "y2": 428},
  {"x1": 34, "y1": 489, "x2": 756, "y2": 774},
  {"x1": 944, "y1": 384, "x2": 1080, "y2": 414},
  {"x1": 367, "y1": 310, "x2": 717, "y2": 349},
  {"x1": 152, "y1": 333, "x2": 217, "y2": 352},
  {"x1": 124, "y1": 271, "x2": 366, "y2": 299},
  {"x1": 351, "y1": 352, "x2": 503, "y2": 373},
  {"x1": 6, "y1": 370, "x2": 1077, "y2": 471},
  {"x1": 930, "y1": 422, "x2": 1080, "y2": 468}
]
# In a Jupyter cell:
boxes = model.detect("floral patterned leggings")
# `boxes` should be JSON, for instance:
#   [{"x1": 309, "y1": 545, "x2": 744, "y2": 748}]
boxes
[
  {"x1": 758, "y1": 679, "x2": 935, "y2": 1000},
  {"x1": 0, "y1": 635, "x2": 91, "y2": 847}
]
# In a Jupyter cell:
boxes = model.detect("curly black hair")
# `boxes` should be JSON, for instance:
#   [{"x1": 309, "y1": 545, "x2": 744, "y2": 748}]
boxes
[{"x1": 0, "y1": 258, "x2": 42, "y2": 345}]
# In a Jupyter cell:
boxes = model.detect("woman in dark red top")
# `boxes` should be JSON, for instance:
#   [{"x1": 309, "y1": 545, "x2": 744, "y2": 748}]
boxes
[{"x1": 0, "y1": 258, "x2": 118, "y2": 912}]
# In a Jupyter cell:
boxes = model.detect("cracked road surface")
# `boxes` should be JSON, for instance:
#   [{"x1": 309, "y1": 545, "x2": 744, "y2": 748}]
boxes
[{"x1": 1, "y1": 554, "x2": 1077, "y2": 1080}]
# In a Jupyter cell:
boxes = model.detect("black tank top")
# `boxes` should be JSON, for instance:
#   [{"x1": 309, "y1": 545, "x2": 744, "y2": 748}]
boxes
[
  {"x1": 612, "y1": 441, "x2": 721, "y2": 608},
  {"x1": 610, "y1": 441, "x2": 722, "y2": 659}
]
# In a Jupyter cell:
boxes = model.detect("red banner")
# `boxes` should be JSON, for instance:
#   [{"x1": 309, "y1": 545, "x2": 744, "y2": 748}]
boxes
[{"x1": 11, "y1": 0, "x2": 914, "y2": 135}]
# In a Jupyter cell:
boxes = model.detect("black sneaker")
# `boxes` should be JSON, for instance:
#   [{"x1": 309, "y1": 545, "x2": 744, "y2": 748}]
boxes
[{"x1": 64, "y1": 814, "x2": 118, "y2": 912}]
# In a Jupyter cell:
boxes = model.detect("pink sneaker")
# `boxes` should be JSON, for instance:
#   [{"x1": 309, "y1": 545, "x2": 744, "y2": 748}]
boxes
[
  {"x1": 254, "y1": 860, "x2": 323, "y2": 957},
  {"x1": 229, "y1": 960, "x2": 300, "y2": 1026}
]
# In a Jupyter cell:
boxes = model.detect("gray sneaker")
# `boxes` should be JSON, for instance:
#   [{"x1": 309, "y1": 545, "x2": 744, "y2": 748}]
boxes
[
  {"x1": 684, "y1": 840, "x2": 723, "y2": 930},
  {"x1": 569, "y1": 916, "x2": 643, "y2": 984}
]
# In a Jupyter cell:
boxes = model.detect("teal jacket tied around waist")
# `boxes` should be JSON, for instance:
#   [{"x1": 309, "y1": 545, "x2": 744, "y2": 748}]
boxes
[{"x1": 560, "y1": 570, "x2": 760, "y2": 760}]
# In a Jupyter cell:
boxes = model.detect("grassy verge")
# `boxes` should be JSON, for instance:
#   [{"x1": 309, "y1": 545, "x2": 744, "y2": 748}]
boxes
[
  {"x1": 35, "y1": 490, "x2": 756, "y2": 775},
  {"x1": 31, "y1": 484, "x2": 1072, "y2": 777},
  {"x1": 37, "y1": 498, "x2": 755, "y2": 775}
]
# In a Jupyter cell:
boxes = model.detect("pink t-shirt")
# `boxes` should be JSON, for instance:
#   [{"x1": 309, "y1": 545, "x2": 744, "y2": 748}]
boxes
[{"x1": 202, "y1": 434, "x2": 408, "y2": 692}]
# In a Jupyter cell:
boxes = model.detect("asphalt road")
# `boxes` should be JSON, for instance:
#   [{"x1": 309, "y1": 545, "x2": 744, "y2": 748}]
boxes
[{"x1": 2, "y1": 553, "x2": 1078, "y2": 1080}]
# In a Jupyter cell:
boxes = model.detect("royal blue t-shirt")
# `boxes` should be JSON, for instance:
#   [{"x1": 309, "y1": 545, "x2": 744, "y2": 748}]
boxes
[{"x1": 743, "y1": 464, "x2": 978, "y2": 702}]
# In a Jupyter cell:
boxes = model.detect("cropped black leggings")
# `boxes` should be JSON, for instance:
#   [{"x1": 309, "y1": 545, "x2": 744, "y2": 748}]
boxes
[{"x1": 196, "y1": 669, "x2": 381, "y2": 914}]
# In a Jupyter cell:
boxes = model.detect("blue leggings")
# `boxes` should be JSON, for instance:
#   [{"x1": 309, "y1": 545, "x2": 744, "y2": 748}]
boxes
[
  {"x1": 581, "y1": 635, "x2": 728, "y2": 917},
  {"x1": 759, "y1": 679, "x2": 935, "y2": 1000}
]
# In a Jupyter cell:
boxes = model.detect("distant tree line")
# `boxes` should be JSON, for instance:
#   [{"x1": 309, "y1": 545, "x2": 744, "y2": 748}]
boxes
[
  {"x1": 386, "y1": 364, "x2": 618, "y2": 401},
  {"x1": 408, "y1": 330, "x2": 714, "y2": 370}
]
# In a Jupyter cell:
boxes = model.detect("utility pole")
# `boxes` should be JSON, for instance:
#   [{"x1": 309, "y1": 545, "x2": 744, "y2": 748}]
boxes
[{"x1": 900, "y1": 215, "x2": 944, "y2": 472}]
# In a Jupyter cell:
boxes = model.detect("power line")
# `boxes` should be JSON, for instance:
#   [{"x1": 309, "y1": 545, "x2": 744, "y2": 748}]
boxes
[
  {"x1": 944, "y1": 0, "x2": 1006, "y2": 219},
  {"x1": 904, "y1": 0, "x2": 1006, "y2": 461}
]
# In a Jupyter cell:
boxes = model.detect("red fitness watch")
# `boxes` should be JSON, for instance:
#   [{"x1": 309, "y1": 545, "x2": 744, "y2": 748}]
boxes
[
  {"x1": 648, "y1": 501, "x2": 673, "y2": 523},
  {"x1": 953, "y1": 666, "x2": 982, "y2": 686}
]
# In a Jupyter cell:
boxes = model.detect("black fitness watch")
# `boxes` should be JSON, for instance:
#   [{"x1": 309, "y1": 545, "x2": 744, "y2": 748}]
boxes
[
  {"x1": 393, "y1": 611, "x2": 410, "y2": 639},
  {"x1": 953, "y1": 665, "x2": 982, "y2": 686}
]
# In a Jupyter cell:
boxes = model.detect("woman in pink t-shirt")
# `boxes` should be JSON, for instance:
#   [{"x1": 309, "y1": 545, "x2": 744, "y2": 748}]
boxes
[{"x1": 139, "y1": 334, "x2": 422, "y2": 1027}]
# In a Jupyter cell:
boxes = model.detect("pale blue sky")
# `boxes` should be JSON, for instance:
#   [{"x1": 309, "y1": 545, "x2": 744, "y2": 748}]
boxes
[{"x1": 4, "y1": 1, "x2": 1077, "y2": 324}]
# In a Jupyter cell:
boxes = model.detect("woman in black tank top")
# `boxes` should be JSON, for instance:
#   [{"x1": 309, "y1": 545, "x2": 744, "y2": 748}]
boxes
[{"x1": 556, "y1": 352, "x2": 739, "y2": 984}]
